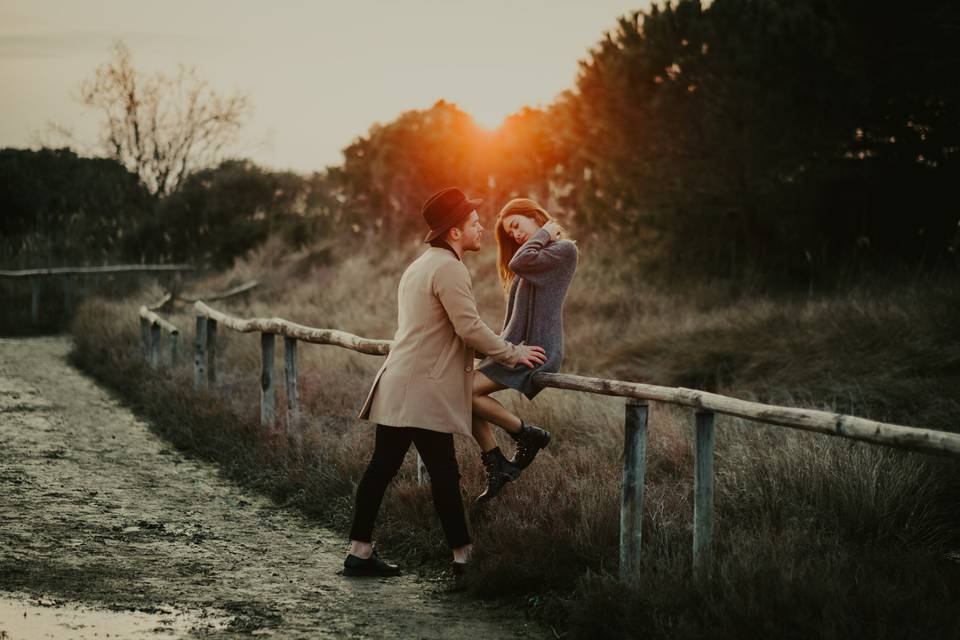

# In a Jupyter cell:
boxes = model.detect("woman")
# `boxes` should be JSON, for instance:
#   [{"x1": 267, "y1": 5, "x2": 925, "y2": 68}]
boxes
[{"x1": 471, "y1": 198, "x2": 578, "y2": 502}]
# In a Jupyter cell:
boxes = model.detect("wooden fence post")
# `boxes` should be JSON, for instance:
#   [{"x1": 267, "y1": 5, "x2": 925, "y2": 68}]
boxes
[
  {"x1": 261, "y1": 332, "x2": 276, "y2": 429},
  {"x1": 30, "y1": 278, "x2": 40, "y2": 324},
  {"x1": 194, "y1": 316, "x2": 207, "y2": 390},
  {"x1": 417, "y1": 454, "x2": 429, "y2": 486},
  {"x1": 206, "y1": 318, "x2": 218, "y2": 388},
  {"x1": 693, "y1": 411, "x2": 716, "y2": 579},
  {"x1": 283, "y1": 336, "x2": 300, "y2": 435},
  {"x1": 620, "y1": 399, "x2": 649, "y2": 580},
  {"x1": 149, "y1": 322, "x2": 160, "y2": 369},
  {"x1": 63, "y1": 274, "x2": 72, "y2": 315},
  {"x1": 140, "y1": 316, "x2": 150, "y2": 360}
]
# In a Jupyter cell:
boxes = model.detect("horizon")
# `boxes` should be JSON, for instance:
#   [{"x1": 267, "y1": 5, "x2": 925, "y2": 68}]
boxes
[{"x1": 1, "y1": 0, "x2": 645, "y2": 174}]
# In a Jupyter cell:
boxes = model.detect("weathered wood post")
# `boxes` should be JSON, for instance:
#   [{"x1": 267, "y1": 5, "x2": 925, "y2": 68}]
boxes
[
  {"x1": 206, "y1": 318, "x2": 218, "y2": 388},
  {"x1": 149, "y1": 322, "x2": 161, "y2": 369},
  {"x1": 283, "y1": 336, "x2": 300, "y2": 434},
  {"x1": 194, "y1": 316, "x2": 207, "y2": 390},
  {"x1": 620, "y1": 399, "x2": 649, "y2": 580},
  {"x1": 693, "y1": 411, "x2": 716, "y2": 579},
  {"x1": 417, "y1": 454, "x2": 429, "y2": 486},
  {"x1": 261, "y1": 332, "x2": 276, "y2": 429},
  {"x1": 140, "y1": 316, "x2": 150, "y2": 360},
  {"x1": 170, "y1": 271, "x2": 182, "y2": 303},
  {"x1": 30, "y1": 278, "x2": 40, "y2": 324},
  {"x1": 63, "y1": 274, "x2": 72, "y2": 315},
  {"x1": 169, "y1": 331, "x2": 179, "y2": 367}
]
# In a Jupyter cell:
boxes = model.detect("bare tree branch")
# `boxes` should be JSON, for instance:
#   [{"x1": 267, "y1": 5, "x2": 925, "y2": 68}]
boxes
[{"x1": 71, "y1": 40, "x2": 250, "y2": 196}]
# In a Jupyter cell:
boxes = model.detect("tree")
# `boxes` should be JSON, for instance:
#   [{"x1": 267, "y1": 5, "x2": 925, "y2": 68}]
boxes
[
  {"x1": 77, "y1": 41, "x2": 250, "y2": 196},
  {"x1": 334, "y1": 100, "x2": 567, "y2": 240},
  {"x1": 0, "y1": 147, "x2": 153, "y2": 267},
  {"x1": 336, "y1": 100, "x2": 485, "y2": 235},
  {"x1": 156, "y1": 159, "x2": 310, "y2": 268},
  {"x1": 554, "y1": 0, "x2": 960, "y2": 279}
]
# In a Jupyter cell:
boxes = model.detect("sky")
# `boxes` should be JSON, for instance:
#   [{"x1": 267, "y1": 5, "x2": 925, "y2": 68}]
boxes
[{"x1": 0, "y1": 0, "x2": 645, "y2": 174}]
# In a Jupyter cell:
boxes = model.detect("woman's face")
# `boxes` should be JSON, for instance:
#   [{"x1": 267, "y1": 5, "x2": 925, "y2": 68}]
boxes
[{"x1": 502, "y1": 214, "x2": 540, "y2": 245}]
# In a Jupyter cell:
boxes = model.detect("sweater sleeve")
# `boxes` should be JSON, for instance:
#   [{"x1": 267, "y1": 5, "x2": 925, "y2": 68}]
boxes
[
  {"x1": 508, "y1": 228, "x2": 577, "y2": 286},
  {"x1": 433, "y1": 261, "x2": 521, "y2": 367}
]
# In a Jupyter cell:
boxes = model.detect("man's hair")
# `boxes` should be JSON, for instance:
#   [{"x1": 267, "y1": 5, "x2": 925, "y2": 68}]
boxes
[{"x1": 428, "y1": 215, "x2": 471, "y2": 247}]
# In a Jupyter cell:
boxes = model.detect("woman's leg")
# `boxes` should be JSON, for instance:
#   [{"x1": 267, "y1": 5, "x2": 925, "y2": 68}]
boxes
[
  {"x1": 472, "y1": 373, "x2": 522, "y2": 444},
  {"x1": 472, "y1": 373, "x2": 524, "y2": 503},
  {"x1": 472, "y1": 416, "x2": 498, "y2": 453},
  {"x1": 473, "y1": 374, "x2": 551, "y2": 475}
]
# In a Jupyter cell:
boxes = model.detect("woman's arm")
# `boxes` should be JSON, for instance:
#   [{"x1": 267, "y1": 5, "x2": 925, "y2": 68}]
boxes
[
  {"x1": 508, "y1": 227, "x2": 577, "y2": 286},
  {"x1": 433, "y1": 261, "x2": 522, "y2": 367}
]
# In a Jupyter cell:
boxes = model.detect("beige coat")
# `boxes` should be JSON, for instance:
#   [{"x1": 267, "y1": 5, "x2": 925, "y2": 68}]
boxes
[{"x1": 358, "y1": 247, "x2": 522, "y2": 436}]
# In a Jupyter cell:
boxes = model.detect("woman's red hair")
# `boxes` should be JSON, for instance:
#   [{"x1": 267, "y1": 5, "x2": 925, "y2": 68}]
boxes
[{"x1": 494, "y1": 198, "x2": 566, "y2": 295}]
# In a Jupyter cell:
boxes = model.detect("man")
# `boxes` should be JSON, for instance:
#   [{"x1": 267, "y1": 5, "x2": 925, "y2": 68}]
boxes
[{"x1": 344, "y1": 187, "x2": 547, "y2": 578}]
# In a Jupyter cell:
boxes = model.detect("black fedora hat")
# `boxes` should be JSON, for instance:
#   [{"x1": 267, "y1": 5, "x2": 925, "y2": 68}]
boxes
[{"x1": 422, "y1": 187, "x2": 483, "y2": 243}]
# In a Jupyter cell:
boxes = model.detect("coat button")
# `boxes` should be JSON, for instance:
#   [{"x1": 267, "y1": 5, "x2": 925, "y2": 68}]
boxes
[{"x1": 465, "y1": 366, "x2": 473, "y2": 372}]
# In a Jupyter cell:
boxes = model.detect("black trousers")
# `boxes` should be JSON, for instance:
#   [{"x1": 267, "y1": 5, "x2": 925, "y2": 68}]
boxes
[{"x1": 349, "y1": 425, "x2": 472, "y2": 549}]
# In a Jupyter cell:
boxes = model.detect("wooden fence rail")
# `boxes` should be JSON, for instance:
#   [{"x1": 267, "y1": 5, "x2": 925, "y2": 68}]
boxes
[
  {"x1": 2, "y1": 264, "x2": 195, "y2": 324},
  {"x1": 0, "y1": 264, "x2": 195, "y2": 278},
  {"x1": 135, "y1": 301, "x2": 960, "y2": 583},
  {"x1": 178, "y1": 280, "x2": 259, "y2": 304},
  {"x1": 147, "y1": 280, "x2": 259, "y2": 312}
]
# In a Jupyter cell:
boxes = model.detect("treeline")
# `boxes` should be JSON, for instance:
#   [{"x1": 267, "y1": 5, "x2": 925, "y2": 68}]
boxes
[
  {"x1": 4, "y1": 0, "x2": 959, "y2": 282},
  {"x1": 0, "y1": 149, "x2": 333, "y2": 269},
  {"x1": 337, "y1": 0, "x2": 960, "y2": 280},
  {"x1": 564, "y1": 0, "x2": 960, "y2": 279}
]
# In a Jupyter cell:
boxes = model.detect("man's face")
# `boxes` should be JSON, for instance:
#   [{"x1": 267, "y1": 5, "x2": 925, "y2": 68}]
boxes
[{"x1": 455, "y1": 211, "x2": 484, "y2": 252}]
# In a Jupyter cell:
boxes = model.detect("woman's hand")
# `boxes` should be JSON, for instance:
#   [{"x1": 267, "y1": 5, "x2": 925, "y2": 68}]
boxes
[
  {"x1": 542, "y1": 220, "x2": 562, "y2": 242},
  {"x1": 516, "y1": 344, "x2": 547, "y2": 368}
]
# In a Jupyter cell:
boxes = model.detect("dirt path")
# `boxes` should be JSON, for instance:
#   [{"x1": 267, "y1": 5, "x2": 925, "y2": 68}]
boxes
[{"x1": 0, "y1": 337, "x2": 547, "y2": 639}]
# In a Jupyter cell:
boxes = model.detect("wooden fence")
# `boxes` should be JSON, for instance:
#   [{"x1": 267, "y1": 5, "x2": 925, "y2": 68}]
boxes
[
  {"x1": 140, "y1": 300, "x2": 960, "y2": 582},
  {"x1": 0, "y1": 264, "x2": 195, "y2": 323},
  {"x1": 136, "y1": 281, "x2": 262, "y2": 371},
  {"x1": 147, "y1": 280, "x2": 259, "y2": 312},
  {"x1": 139, "y1": 306, "x2": 180, "y2": 369}
]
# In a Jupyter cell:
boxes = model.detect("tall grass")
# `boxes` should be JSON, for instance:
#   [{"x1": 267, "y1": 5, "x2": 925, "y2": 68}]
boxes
[{"x1": 70, "y1": 237, "x2": 960, "y2": 638}]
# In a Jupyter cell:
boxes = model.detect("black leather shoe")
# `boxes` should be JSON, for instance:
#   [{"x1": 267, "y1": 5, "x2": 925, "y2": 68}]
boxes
[
  {"x1": 510, "y1": 423, "x2": 551, "y2": 470},
  {"x1": 477, "y1": 448, "x2": 520, "y2": 504},
  {"x1": 343, "y1": 549, "x2": 401, "y2": 577}
]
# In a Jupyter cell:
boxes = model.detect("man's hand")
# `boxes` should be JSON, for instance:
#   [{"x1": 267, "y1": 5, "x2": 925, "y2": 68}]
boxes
[
  {"x1": 542, "y1": 221, "x2": 562, "y2": 242},
  {"x1": 516, "y1": 344, "x2": 547, "y2": 368}
]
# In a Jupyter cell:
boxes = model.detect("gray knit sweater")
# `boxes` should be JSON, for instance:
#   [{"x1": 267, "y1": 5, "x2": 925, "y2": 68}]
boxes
[{"x1": 477, "y1": 227, "x2": 578, "y2": 399}]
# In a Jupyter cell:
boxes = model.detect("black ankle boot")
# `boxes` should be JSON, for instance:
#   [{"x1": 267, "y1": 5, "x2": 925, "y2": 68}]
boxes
[
  {"x1": 510, "y1": 422, "x2": 552, "y2": 470},
  {"x1": 477, "y1": 447, "x2": 520, "y2": 504}
]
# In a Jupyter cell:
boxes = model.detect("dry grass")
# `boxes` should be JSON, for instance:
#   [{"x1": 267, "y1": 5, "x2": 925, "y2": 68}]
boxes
[{"x1": 67, "y1": 239, "x2": 960, "y2": 639}]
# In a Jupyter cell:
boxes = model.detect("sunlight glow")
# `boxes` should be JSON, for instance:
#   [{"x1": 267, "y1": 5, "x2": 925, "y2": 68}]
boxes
[{"x1": 0, "y1": 0, "x2": 646, "y2": 172}]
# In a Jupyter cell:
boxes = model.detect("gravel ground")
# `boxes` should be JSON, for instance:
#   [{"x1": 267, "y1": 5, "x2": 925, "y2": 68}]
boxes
[{"x1": 0, "y1": 336, "x2": 548, "y2": 639}]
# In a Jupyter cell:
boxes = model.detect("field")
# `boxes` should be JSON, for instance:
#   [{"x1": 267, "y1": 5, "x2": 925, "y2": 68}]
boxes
[{"x1": 65, "y1": 236, "x2": 960, "y2": 638}]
